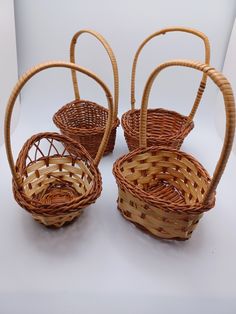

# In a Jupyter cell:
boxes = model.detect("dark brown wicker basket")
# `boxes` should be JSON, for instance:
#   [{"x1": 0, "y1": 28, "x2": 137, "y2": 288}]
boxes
[
  {"x1": 122, "y1": 108, "x2": 193, "y2": 151},
  {"x1": 53, "y1": 29, "x2": 120, "y2": 158},
  {"x1": 114, "y1": 60, "x2": 235, "y2": 240},
  {"x1": 122, "y1": 27, "x2": 210, "y2": 151},
  {"x1": 5, "y1": 61, "x2": 114, "y2": 228},
  {"x1": 53, "y1": 100, "x2": 119, "y2": 158}
]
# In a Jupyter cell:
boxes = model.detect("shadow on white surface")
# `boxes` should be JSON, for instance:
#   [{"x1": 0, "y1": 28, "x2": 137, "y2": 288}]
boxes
[{"x1": 19, "y1": 206, "x2": 95, "y2": 256}]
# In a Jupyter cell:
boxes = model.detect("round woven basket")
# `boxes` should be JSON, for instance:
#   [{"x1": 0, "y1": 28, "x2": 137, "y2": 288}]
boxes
[
  {"x1": 122, "y1": 27, "x2": 211, "y2": 151},
  {"x1": 114, "y1": 60, "x2": 235, "y2": 240},
  {"x1": 53, "y1": 29, "x2": 120, "y2": 158},
  {"x1": 5, "y1": 61, "x2": 114, "y2": 228}
]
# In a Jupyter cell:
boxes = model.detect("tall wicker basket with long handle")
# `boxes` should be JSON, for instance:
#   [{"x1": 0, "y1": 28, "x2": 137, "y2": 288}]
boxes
[
  {"x1": 53, "y1": 29, "x2": 120, "y2": 158},
  {"x1": 114, "y1": 60, "x2": 235, "y2": 240},
  {"x1": 122, "y1": 27, "x2": 211, "y2": 151},
  {"x1": 5, "y1": 61, "x2": 114, "y2": 228}
]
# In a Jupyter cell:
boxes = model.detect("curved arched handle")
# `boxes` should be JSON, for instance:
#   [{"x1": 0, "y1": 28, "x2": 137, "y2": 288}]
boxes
[
  {"x1": 140, "y1": 59, "x2": 235, "y2": 205},
  {"x1": 4, "y1": 61, "x2": 114, "y2": 188},
  {"x1": 131, "y1": 27, "x2": 210, "y2": 121},
  {"x1": 70, "y1": 29, "x2": 119, "y2": 121}
]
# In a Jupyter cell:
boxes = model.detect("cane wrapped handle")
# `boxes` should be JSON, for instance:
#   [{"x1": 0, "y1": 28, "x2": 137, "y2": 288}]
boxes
[
  {"x1": 4, "y1": 61, "x2": 114, "y2": 188},
  {"x1": 140, "y1": 59, "x2": 235, "y2": 205},
  {"x1": 70, "y1": 29, "x2": 119, "y2": 120},
  {"x1": 131, "y1": 27, "x2": 210, "y2": 120}
]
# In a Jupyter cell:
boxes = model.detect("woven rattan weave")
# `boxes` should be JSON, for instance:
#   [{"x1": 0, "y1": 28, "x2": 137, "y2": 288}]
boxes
[
  {"x1": 5, "y1": 61, "x2": 114, "y2": 228},
  {"x1": 53, "y1": 29, "x2": 120, "y2": 158},
  {"x1": 122, "y1": 27, "x2": 210, "y2": 151},
  {"x1": 114, "y1": 60, "x2": 235, "y2": 240}
]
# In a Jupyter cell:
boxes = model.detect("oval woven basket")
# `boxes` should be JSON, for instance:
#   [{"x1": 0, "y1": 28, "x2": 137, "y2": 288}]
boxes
[
  {"x1": 122, "y1": 27, "x2": 211, "y2": 151},
  {"x1": 53, "y1": 29, "x2": 120, "y2": 158},
  {"x1": 114, "y1": 60, "x2": 235, "y2": 240},
  {"x1": 5, "y1": 61, "x2": 114, "y2": 228}
]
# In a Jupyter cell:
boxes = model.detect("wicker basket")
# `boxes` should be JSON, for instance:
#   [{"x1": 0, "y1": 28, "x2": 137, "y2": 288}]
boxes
[
  {"x1": 113, "y1": 60, "x2": 235, "y2": 240},
  {"x1": 4, "y1": 61, "x2": 114, "y2": 228},
  {"x1": 53, "y1": 29, "x2": 120, "y2": 158},
  {"x1": 122, "y1": 27, "x2": 211, "y2": 151}
]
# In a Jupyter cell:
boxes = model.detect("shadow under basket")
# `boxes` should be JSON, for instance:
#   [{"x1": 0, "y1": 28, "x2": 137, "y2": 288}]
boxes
[
  {"x1": 14, "y1": 132, "x2": 102, "y2": 228},
  {"x1": 122, "y1": 108, "x2": 194, "y2": 151},
  {"x1": 113, "y1": 147, "x2": 215, "y2": 240},
  {"x1": 53, "y1": 99, "x2": 120, "y2": 158}
]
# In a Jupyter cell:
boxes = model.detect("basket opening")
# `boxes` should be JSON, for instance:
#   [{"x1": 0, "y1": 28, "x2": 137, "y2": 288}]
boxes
[
  {"x1": 54, "y1": 100, "x2": 108, "y2": 130},
  {"x1": 121, "y1": 149, "x2": 210, "y2": 206},
  {"x1": 147, "y1": 181, "x2": 186, "y2": 205},
  {"x1": 32, "y1": 182, "x2": 83, "y2": 205},
  {"x1": 19, "y1": 137, "x2": 95, "y2": 205},
  {"x1": 126, "y1": 108, "x2": 192, "y2": 140}
]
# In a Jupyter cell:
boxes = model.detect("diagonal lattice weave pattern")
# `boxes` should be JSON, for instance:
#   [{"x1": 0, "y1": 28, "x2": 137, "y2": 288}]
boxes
[
  {"x1": 5, "y1": 61, "x2": 115, "y2": 228},
  {"x1": 14, "y1": 132, "x2": 102, "y2": 227}
]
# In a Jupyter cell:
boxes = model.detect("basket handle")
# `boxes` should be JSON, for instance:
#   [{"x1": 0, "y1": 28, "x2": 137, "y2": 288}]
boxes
[
  {"x1": 70, "y1": 29, "x2": 119, "y2": 121},
  {"x1": 4, "y1": 61, "x2": 114, "y2": 188},
  {"x1": 131, "y1": 27, "x2": 210, "y2": 121},
  {"x1": 140, "y1": 60, "x2": 235, "y2": 205}
]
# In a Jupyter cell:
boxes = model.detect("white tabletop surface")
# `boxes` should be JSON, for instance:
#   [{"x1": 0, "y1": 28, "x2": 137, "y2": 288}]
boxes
[{"x1": 0, "y1": 96, "x2": 236, "y2": 314}]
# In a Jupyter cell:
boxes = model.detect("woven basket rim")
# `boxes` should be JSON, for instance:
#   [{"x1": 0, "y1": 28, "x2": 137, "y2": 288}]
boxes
[
  {"x1": 121, "y1": 108, "x2": 194, "y2": 141},
  {"x1": 14, "y1": 132, "x2": 102, "y2": 214},
  {"x1": 53, "y1": 99, "x2": 120, "y2": 135},
  {"x1": 14, "y1": 177, "x2": 102, "y2": 214},
  {"x1": 113, "y1": 146, "x2": 215, "y2": 214}
]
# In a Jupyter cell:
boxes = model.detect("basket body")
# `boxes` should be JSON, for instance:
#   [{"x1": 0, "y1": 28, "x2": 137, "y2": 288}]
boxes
[
  {"x1": 122, "y1": 108, "x2": 194, "y2": 151},
  {"x1": 113, "y1": 146, "x2": 215, "y2": 240},
  {"x1": 14, "y1": 132, "x2": 102, "y2": 228},
  {"x1": 53, "y1": 99, "x2": 120, "y2": 158}
]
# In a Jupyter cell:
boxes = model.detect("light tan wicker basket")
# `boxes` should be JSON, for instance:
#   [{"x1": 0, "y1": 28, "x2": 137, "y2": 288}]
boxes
[
  {"x1": 53, "y1": 29, "x2": 120, "y2": 158},
  {"x1": 5, "y1": 61, "x2": 114, "y2": 228},
  {"x1": 122, "y1": 27, "x2": 210, "y2": 151},
  {"x1": 113, "y1": 60, "x2": 235, "y2": 240}
]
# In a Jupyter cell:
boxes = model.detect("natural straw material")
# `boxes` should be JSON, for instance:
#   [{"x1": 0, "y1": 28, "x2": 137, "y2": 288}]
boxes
[
  {"x1": 122, "y1": 27, "x2": 210, "y2": 151},
  {"x1": 5, "y1": 61, "x2": 114, "y2": 228},
  {"x1": 53, "y1": 29, "x2": 120, "y2": 158},
  {"x1": 113, "y1": 60, "x2": 235, "y2": 240}
]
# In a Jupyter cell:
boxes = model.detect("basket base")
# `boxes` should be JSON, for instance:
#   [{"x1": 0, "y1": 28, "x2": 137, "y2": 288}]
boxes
[
  {"x1": 117, "y1": 206, "x2": 192, "y2": 241},
  {"x1": 116, "y1": 185, "x2": 203, "y2": 240},
  {"x1": 32, "y1": 210, "x2": 83, "y2": 228},
  {"x1": 34, "y1": 184, "x2": 81, "y2": 205},
  {"x1": 117, "y1": 205, "x2": 201, "y2": 241},
  {"x1": 31, "y1": 183, "x2": 84, "y2": 228},
  {"x1": 147, "y1": 181, "x2": 185, "y2": 204}
]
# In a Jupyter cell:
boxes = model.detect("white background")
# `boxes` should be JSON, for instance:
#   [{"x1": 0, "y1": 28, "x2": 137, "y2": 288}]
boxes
[
  {"x1": 14, "y1": 0, "x2": 236, "y2": 118},
  {"x1": 1, "y1": 0, "x2": 236, "y2": 313},
  {"x1": 216, "y1": 18, "x2": 236, "y2": 154},
  {"x1": 0, "y1": 0, "x2": 18, "y2": 145}
]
